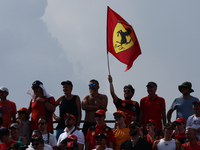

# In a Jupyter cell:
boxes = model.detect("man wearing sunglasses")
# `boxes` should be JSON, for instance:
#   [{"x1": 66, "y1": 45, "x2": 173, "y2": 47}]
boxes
[
  {"x1": 0, "y1": 86, "x2": 17, "y2": 128},
  {"x1": 85, "y1": 109, "x2": 114, "y2": 150},
  {"x1": 119, "y1": 121, "x2": 152, "y2": 150},
  {"x1": 82, "y1": 79, "x2": 108, "y2": 137},
  {"x1": 30, "y1": 137, "x2": 45, "y2": 150},
  {"x1": 172, "y1": 118, "x2": 186, "y2": 144},
  {"x1": 108, "y1": 75, "x2": 140, "y2": 125},
  {"x1": 57, "y1": 114, "x2": 84, "y2": 150},
  {"x1": 93, "y1": 133, "x2": 112, "y2": 150}
]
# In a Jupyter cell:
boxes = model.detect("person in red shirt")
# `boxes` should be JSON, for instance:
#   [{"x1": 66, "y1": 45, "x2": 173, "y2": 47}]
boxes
[
  {"x1": 27, "y1": 80, "x2": 55, "y2": 133},
  {"x1": 0, "y1": 128, "x2": 16, "y2": 150},
  {"x1": 181, "y1": 126, "x2": 200, "y2": 150},
  {"x1": 85, "y1": 109, "x2": 115, "y2": 150},
  {"x1": 172, "y1": 118, "x2": 186, "y2": 144},
  {"x1": 108, "y1": 75, "x2": 140, "y2": 125},
  {"x1": 139, "y1": 82, "x2": 166, "y2": 135}
]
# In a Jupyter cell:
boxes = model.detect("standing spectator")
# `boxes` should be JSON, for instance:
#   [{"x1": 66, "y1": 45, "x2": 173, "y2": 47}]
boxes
[
  {"x1": 119, "y1": 121, "x2": 152, "y2": 150},
  {"x1": 82, "y1": 79, "x2": 108, "y2": 137},
  {"x1": 85, "y1": 109, "x2": 114, "y2": 150},
  {"x1": 153, "y1": 123, "x2": 181, "y2": 150},
  {"x1": 93, "y1": 133, "x2": 113, "y2": 150},
  {"x1": 53, "y1": 80, "x2": 81, "y2": 139},
  {"x1": 186, "y1": 101, "x2": 200, "y2": 140},
  {"x1": 108, "y1": 75, "x2": 140, "y2": 125},
  {"x1": 139, "y1": 82, "x2": 166, "y2": 135},
  {"x1": 0, "y1": 128, "x2": 17, "y2": 150},
  {"x1": 0, "y1": 86, "x2": 17, "y2": 128},
  {"x1": 167, "y1": 82, "x2": 199, "y2": 123},
  {"x1": 27, "y1": 80, "x2": 55, "y2": 133},
  {"x1": 17, "y1": 107, "x2": 30, "y2": 144},
  {"x1": 181, "y1": 127, "x2": 200, "y2": 150},
  {"x1": 172, "y1": 118, "x2": 186, "y2": 144},
  {"x1": 112, "y1": 111, "x2": 130, "y2": 150},
  {"x1": 57, "y1": 114, "x2": 84, "y2": 150},
  {"x1": 38, "y1": 117, "x2": 57, "y2": 150}
]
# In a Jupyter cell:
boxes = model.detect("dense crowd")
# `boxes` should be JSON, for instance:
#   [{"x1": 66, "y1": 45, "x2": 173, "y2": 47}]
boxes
[{"x1": 0, "y1": 76, "x2": 200, "y2": 150}]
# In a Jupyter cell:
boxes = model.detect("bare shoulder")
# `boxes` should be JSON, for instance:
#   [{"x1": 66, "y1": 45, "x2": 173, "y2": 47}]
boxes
[
  {"x1": 99, "y1": 94, "x2": 108, "y2": 100},
  {"x1": 82, "y1": 95, "x2": 90, "y2": 101}
]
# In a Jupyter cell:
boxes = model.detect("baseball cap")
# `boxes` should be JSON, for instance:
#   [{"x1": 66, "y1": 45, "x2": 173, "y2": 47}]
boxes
[
  {"x1": 113, "y1": 110, "x2": 126, "y2": 118},
  {"x1": 174, "y1": 118, "x2": 186, "y2": 124},
  {"x1": 0, "y1": 86, "x2": 9, "y2": 93},
  {"x1": 0, "y1": 128, "x2": 9, "y2": 138},
  {"x1": 145, "y1": 119, "x2": 156, "y2": 126},
  {"x1": 66, "y1": 141, "x2": 79, "y2": 148},
  {"x1": 146, "y1": 82, "x2": 157, "y2": 87},
  {"x1": 18, "y1": 107, "x2": 29, "y2": 114},
  {"x1": 129, "y1": 121, "x2": 140, "y2": 128},
  {"x1": 178, "y1": 81, "x2": 194, "y2": 93},
  {"x1": 164, "y1": 123, "x2": 175, "y2": 130},
  {"x1": 67, "y1": 134, "x2": 78, "y2": 141},
  {"x1": 32, "y1": 80, "x2": 43, "y2": 87},
  {"x1": 9, "y1": 123, "x2": 20, "y2": 130},
  {"x1": 12, "y1": 141, "x2": 28, "y2": 148},
  {"x1": 61, "y1": 80, "x2": 73, "y2": 87},
  {"x1": 64, "y1": 113, "x2": 76, "y2": 123},
  {"x1": 31, "y1": 137, "x2": 44, "y2": 143},
  {"x1": 94, "y1": 109, "x2": 106, "y2": 116},
  {"x1": 95, "y1": 133, "x2": 107, "y2": 140}
]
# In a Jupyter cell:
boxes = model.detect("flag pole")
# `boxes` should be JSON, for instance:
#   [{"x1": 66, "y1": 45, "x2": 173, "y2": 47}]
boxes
[{"x1": 107, "y1": 51, "x2": 111, "y2": 75}]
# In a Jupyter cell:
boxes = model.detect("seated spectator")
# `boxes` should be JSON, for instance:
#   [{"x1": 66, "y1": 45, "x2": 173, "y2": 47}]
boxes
[
  {"x1": 31, "y1": 137, "x2": 45, "y2": 150},
  {"x1": 57, "y1": 134, "x2": 77, "y2": 150},
  {"x1": 9, "y1": 123, "x2": 26, "y2": 145},
  {"x1": 119, "y1": 121, "x2": 152, "y2": 150},
  {"x1": 112, "y1": 111, "x2": 130, "y2": 150},
  {"x1": 181, "y1": 127, "x2": 200, "y2": 149},
  {"x1": 0, "y1": 128, "x2": 17, "y2": 150},
  {"x1": 57, "y1": 114, "x2": 84, "y2": 150},
  {"x1": 153, "y1": 123, "x2": 181, "y2": 150},
  {"x1": 141, "y1": 119, "x2": 162, "y2": 146},
  {"x1": 93, "y1": 133, "x2": 113, "y2": 150},
  {"x1": 172, "y1": 118, "x2": 186, "y2": 144},
  {"x1": 0, "y1": 86, "x2": 17, "y2": 128},
  {"x1": 186, "y1": 101, "x2": 200, "y2": 140},
  {"x1": 38, "y1": 117, "x2": 57, "y2": 150},
  {"x1": 85, "y1": 109, "x2": 114, "y2": 150},
  {"x1": 66, "y1": 141, "x2": 79, "y2": 150},
  {"x1": 12, "y1": 141, "x2": 28, "y2": 150},
  {"x1": 27, "y1": 80, "x2": 55, "y2": 133}
]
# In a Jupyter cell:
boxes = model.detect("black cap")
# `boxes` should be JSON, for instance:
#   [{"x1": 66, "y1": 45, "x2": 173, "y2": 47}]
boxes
[
  {"x1": 129, "y1": 121, "x2": 140, "y2": 128},
  {"x1": 146, "y1": 82, "x2": 157, "y2": 87},
  {"x1": 164, "y1": 123, "x2": 175, "y2": 129},
  {"x1": 61, "y1": 80, "x2": 73, "y2": 87},
  {"x1": 95, "y1": 133, "x2": 107, "y2": 140},
  {"x1": 31, "y1": 137, "x2": 44, "y2": 143},
  {"x1": 0, "y1": 128, "x2": 9, "y2": 138},
  {"x1": 32, "y1": 80, "x2": 43, "y2": 87}
]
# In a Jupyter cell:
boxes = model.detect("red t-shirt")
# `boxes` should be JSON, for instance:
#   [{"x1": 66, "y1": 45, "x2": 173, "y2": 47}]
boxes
[
  {"x1": 28, "y1": 96, "x2": 55, "y2": 132},
  {"x1": 0, "y1": 139, "x2": 16, "y2": 150},
  {"x1": 0, "y1": 100, "x2": 17, "y2": 128},
  {"x1": 182, "y1": 141, "x2": 200, "y2": 150},
  {"x1": 85, "y1": 123, "x2": 115, "y2": 150},
  {"x1": 140, "y1": 95, "x2": 165, "y2": 130}
]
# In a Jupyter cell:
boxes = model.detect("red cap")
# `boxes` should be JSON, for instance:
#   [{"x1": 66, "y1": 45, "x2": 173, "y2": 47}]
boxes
[
  {"x1": 67, "y1": 134, "x2": 77, "y2": 141},
  {"x1": 18, "y1": 107, "x2": 29, "y2": 114},
  {"x1": 94, "y1": 109, "x2": 106, "y2": 116},
  {"x1": 145, "y1": 119, "x2": 156, "y2": 126},
  {"x1": 64, "y1": 113, "x2": 76, "y2": 123},
  {"x1": 174, "y1": 118, "x2": 186, "y2": 124}
]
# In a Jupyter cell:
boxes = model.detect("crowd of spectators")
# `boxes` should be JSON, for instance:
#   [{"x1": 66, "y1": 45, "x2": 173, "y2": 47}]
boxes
[{"x1": 0, "y1": 79, "x2": 200, "y2": 150}]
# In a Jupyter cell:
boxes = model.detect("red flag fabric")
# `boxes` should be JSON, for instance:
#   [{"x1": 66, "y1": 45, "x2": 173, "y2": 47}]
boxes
[{"x1": 107, "y1": 6, "x2": 141, "y2": 71}]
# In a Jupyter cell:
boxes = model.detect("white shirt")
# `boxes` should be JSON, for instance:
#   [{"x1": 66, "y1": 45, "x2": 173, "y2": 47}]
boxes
[
  {"x1": 157, "y1": 139, "x2": 176, "y2": 150},
  {"x1": 57, "y1": 126, "x2": 85, "y2": 145},
  {"x1": 43, "y1": 133, "x2": 57, "y2": 148},
  {"x1": 186, "y1": 114, "x2": 200, "y2": 139}
]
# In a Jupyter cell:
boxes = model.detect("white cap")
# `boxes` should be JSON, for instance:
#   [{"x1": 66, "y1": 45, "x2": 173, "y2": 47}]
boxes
[{"x1": 0, "y1": 87, "x2": 9, "y2": 93}]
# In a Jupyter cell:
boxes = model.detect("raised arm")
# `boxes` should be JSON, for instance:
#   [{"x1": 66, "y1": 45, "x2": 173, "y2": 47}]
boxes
[{"x1": 108, "y1": 75, "x2": 118, "y2": 103}]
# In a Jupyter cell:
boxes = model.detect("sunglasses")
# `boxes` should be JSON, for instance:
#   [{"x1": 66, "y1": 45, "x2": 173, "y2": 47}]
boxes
[
  {"x1": 94, "y1": 115, "x2": 104, "y2": 118},
  {"x1": 129, "y1": 126, "x2": 137, "y2": 130},
  {"x1": 32, "y1": 142, "x2": 40, "y2": 146},
  {"x1": 65, "y1": 117, "x2": 72, "y2": 121},
  {"x1": 176, "y1": 122, "x2": 182, "y2": 126},
  {"x1": 37, "y1": 122, "x2": 45, "y2": 126},
  {"x1": 32, "y1": 86, "x2": 40, "y2": 90},
  {"x1": 96, "y1": 138, "x2": 106, "y2": 141},
  {"x1": 124, "y1": 90, "x2": 131, "y2": 93},
  {"x1": 114, "y1": 116, "x2": 122, "y2": 119},
  {"x1": 18, "y1": 112, "x2": 25, "y2": 114},
  {"x1": 89, "y1": 84, "x2": 96, "y2": 87},
  {"x1": 146, "y1": 123, "x2": 153, "y2": 126}
]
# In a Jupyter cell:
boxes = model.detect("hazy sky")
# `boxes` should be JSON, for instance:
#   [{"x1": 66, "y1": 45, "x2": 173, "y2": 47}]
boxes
[{"x1": 1, "y1": 0, "x2": 200, "y2": 126}]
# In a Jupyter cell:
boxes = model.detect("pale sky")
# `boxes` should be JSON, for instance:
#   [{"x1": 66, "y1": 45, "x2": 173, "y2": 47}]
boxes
[{"x1": 1, "y1": 0, "x2": 200, "y2": 127}]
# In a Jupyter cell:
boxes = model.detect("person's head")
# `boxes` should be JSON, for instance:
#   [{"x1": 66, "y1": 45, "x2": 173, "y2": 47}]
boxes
[
  {"x1": 0, "y1": 128, "x2": 10, "y2": 143},
  {"x1": 31, "y1": 137, "x2": 44, "y2": 150},
  {"x1": 113, "y1": 110, "x2": 126, "y2": 125},
  {"x1": 64, "y1": 113, "x2": 76, "y2": 128},
  {"x1": 61, "y1": 80, "x2": 73, "y2": 95},
  {"x1": 94, "y1": 109, "x2": 106, "y2": 125},
  {"x1": 9, "y1": 123, "x2": 20, "y2": 138},
  {"x1": 95, "y1": 133, "x2": 107, "y2": 147},
  {"x1": 185, "y1": 127, "x2": 197, "y2": 142},
  {"x1": 66, "y1": 134, "x2": 78, "y2": 143},
  {"x1": 89, "y1": 79, "x2": 99, "y2": 93},
  {"x1": 145, "y1": 119, "x2": 156, "y2": 133},
  {"x1": 31, "y1": 129, "x2": 43, "y2": 139},
  {"x1": 31, "y1": 80, "x2": 44, "y2": 97},
  {"x1": 173, "y1": 118, "x2": 186, "y2": 132},
  {"x1": 0, "y1": 113, "x2": 3, "y2": 126},
  {"x1": 146, "y1": 82, "x2": 157, "y2": 96},
  {"x1": 66, "y1": 141, "x2": 79, "y2": 150},
  {"x1": 128, "y1": 121, "x2": 140, "y2": 137},
  {"x1": 164, "y1": 123, "x2": 175, "y2": 138},
  {"x1": 0, "y1": 86, "x2": 9, "y2": 100},
  {"x1": 178, "y1": 81, "x2": 194, "y2": 95},
  {"x1": 123, "y1": 84, "x2": 135, "y2": 100},
  {"x1": 38, "y1": 117, "x2": 48, "y2": 132},
  {"x1": 12, "y1": 141, "x2": 27, "y2": 150},
  {"x1": 192, "y1": 101, "x2": 200, "y2": 115},
  {"x1": 17, "y1": 107, "x2": 29, "y2": 121}
]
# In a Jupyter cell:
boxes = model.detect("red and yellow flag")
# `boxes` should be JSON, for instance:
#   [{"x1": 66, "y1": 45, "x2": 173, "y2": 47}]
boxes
[{"x1": 107, "y1": 6, "x2": 141, "y2": 71}]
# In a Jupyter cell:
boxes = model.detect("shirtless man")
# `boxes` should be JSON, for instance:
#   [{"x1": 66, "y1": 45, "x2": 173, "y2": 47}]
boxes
[{"x1": 82, "y1": 79, "x2": 108, "y2": 137}]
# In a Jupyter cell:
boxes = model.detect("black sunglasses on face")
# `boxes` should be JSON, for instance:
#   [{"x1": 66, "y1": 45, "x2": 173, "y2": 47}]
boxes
[
  {"x1": 65, "y1": 117, "x2": 72, "y2": 121},
  {"x1": 146, "y1": 123, "x2": 153, "y2": 126},
  {"x1": 94, "y1": 115, "x2": 103, "y2": 118},
  {"x1": 176, "y1": 122, "x2": 182, "y2": 126},
  {"x1": 37, "y1": 122, "x2": 45, "y2": 126},
  {"x1": 18, "y1": 112, "x2": 25, "y2": 114},
  {"x1": 114, "y1": 116, "x2": 122, "y2": 119},
  {"x1": 129, "y1": 126, "x2": 137, "y2": 130},
  {"x1": 32, "y1": 86, "x2": 40, "y2": 90},
  {"x1": 32, "y1": 142, "x2": 40, "y2": 146}
]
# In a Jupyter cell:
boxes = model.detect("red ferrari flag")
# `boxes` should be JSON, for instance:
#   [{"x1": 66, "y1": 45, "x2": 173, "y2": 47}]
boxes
[{"x1": 107, "y1": 6, "x2": 141, "y2": 71}]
